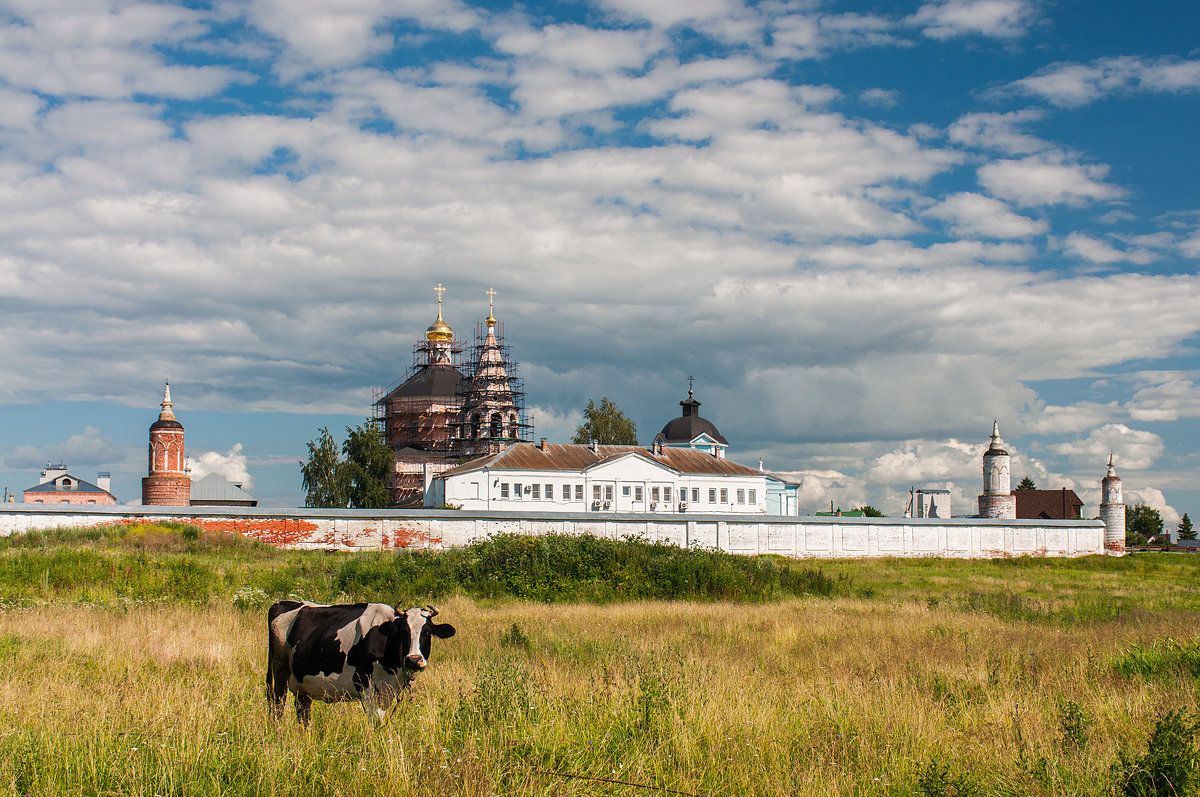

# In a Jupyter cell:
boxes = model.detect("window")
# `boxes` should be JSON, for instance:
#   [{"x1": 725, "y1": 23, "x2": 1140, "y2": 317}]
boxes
[
  {"x1": 622, "y1": 486, "x2": 631, "y2": 497},
  {"x1": 708, "y1": 488, "x2": 716, "y2": 503},
  {"x1": 514, "y1": 483, "x2": 523, "y2": 498},
  {"x1": 692, "y1": 488, "x2": 699, "y2": 503},
  {"x1": 593, "y1": 485, "x2": 601, "y2": 500},
  {"x1": 651, "y1": 487, "x2": 660, "y2": 501},
  {"x1": 546, "y1": 484, "x2": 553, "y2": 499},
  {"x1": 749, "y1": 489, "x2": 757, "y2": 503},
  {"x1": 605, "y1": 485, "x2": 613, "y2": 501},
  {"x1": 531, "y1": 484, "x2": 540, "y2": 499},
  {"x1": 500, "y1": 483, "x2": 509, "y2": 498},
  {"x1": 87, "y1": 500, "x2": 96, "y2": 504},
  {"x1": 664, "y1": 487, "x2": 672, "y2": 503},
  {"x1": 575, "y1": 485, "x2": 583, "y2": 500},
  {"x1": 720, "y1": 488, "x2": 728, "y2": 503},
  {"x1": 635, "y1": 486, "x2": 643, "y2": 501},
  {"x1": 737, "y1": 489, "x2": 745, "y2": 503}
]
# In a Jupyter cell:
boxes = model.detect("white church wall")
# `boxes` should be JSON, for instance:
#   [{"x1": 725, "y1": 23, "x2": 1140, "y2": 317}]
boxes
[{"x1": 0, "y1": 505, "x2": 1108, "y2": 558}]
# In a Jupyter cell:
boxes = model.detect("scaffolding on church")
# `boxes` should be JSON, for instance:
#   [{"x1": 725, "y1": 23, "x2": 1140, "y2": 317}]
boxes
[
  {"x1": 450, "y1": 320, "x2": 534, "y2": 458},
  {"x1": 372, "y1": 335, "x2": 467, "y2": 457}
]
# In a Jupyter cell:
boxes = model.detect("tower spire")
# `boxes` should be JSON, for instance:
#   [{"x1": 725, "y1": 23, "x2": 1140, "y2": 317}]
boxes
[
  {"x1": 486, "y1": 287, "x2": 497, "y2": 327},
  {"x1": 159, "y1": 381, "x2": 175, "y2": 421},
  {"x1": 426, "y1": 282, "x2": 454, "y2": 342}
]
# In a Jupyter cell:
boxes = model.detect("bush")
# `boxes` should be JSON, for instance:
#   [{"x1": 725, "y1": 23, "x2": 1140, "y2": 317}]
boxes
[{"x1": 1113, "y1": 710, "x2": 1200, "y2": 797}]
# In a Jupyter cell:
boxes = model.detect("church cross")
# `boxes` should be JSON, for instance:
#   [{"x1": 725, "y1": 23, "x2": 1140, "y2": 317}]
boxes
[
  {"x1": 486, "y1": 287, "x2": 496, "y2": 311},
  {"x1": 435, "y1": 282, "x2": 446, "y2": 306},
  {"x1": 688, "y1": 374, "x2": 694, "y2": 396}
]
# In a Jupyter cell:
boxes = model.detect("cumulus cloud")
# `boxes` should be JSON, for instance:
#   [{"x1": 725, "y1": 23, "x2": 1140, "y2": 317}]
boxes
[
  {"x1": 1, "y1": 426, "x2": 117, "y2": 471},
  {"x1": 948, "y1": 110, "x2": 1049, "y2": 155},
  {"x1": 910, "y1": 0, "x2": 1039, "y2": 40},
  {"x1": 188, "y1": 443, "x2": 254, "y2": 491},
  {"x1": 978, "y1": 152, "x2": 1125, "y2": 207},
  {"x1": 1051, "y1": 424, "x2": 1164, "y2": 471},
  {"x1": 924, "y1": 192, "x2": 1047, "y2": 238},
  {"x1": 1062, "y1": 232, "x2": 1157, "y2": 265},
  {"x1": 1125, "y1": 373, "x2": 1200, "y2": 422},
  {"x1": 1007, "y1": 56, "x2": 1200, "y2": 107}
]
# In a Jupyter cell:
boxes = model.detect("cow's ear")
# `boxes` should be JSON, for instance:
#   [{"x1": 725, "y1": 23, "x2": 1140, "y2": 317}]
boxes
[{"x1": 431, "y1": 622, "x2": 455, "y2": 639}]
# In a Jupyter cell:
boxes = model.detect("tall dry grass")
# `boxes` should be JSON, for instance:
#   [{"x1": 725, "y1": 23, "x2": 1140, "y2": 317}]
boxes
[{"x1": 1, "y1": 594, "x2": 1196, "y2": 796}]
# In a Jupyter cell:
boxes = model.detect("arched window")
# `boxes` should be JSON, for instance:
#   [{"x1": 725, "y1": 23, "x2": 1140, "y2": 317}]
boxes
[
  {"x1": 490, "y1": 413, "x2": 502, "y2": 438},
  {"x1": 471, "y1": 414, "x2": 481, "y2": 439}
]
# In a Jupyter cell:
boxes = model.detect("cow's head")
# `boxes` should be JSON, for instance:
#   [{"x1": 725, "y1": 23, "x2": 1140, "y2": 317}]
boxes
[{"x1": 399, "y1": 606, "x2": 455, "y2": 671}]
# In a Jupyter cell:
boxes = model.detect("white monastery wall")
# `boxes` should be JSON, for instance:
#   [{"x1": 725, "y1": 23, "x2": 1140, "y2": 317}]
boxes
[{"x1": 0, "y1": 505, "x2": 1108, "y2": 558}]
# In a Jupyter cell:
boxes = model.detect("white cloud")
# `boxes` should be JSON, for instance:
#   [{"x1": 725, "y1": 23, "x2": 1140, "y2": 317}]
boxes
[
  {"x1": 859, "y1": 88, "x2": 899, "y2": 107},
  {"x1": 189, "y1": 443, "x2": 254, "y2": 491},
  {"x1": 977, "y1": 152, "x2": 1124, "y2": 207},
  {"x1": 1126, "y1": 374, "x2": 1200, "y2": 422},
  {"x1": 948, "y1": 109, "x2": 1049, "y2": 155},
  {"x1": 1062, "y1": 232, "x2": 1157, "y2": 265},
  {"x1": 1008, "y1": 56, "x2": 1200, "y2": 107},
  {"x1": 910, "y1": 0, "x2": 1039, "y2": 40},
  {"x1": 1051, "y1": 424, "x2": 1164, "y2": 470},
  {"x1": 924, "y1": 192, "x2": 1047, "y2": 238},
  {"x1": 1, "y1": 426, "x2": 116, "y2": 470}
]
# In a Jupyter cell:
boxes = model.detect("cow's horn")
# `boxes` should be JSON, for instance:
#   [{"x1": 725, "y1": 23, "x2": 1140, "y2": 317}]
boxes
[{"x1": 425, "y1": 605, "x2": 439, "y2": 617}]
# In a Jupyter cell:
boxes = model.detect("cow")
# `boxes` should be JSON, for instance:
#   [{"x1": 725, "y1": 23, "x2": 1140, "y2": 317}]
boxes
[{"x1": 267, "y1": 601, "x2": 456, "y2": 725}]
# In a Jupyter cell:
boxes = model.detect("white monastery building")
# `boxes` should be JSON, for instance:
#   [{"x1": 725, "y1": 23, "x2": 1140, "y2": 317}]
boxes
[{"x1": 427, "y1": 384, "x2": 796, "y2": 513}]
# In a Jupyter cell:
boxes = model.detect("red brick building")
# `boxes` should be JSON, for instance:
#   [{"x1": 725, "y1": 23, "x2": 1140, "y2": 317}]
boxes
[
  {"x1": 142, "y1": 382, "x2": 191, "y2": 505},
  {"x1": 24, "y1": 463, "x2": 116, "y2": 505}
]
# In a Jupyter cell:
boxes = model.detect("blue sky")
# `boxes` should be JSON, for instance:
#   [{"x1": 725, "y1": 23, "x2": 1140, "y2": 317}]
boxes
[{"x1": 0, "y1": 0, "x2": 1197, "y2": 524}]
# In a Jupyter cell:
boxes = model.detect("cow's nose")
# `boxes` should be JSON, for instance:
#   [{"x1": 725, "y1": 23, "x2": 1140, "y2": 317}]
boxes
[{"x1": 406, "y1": 654, "x2": 427, "y2": 670}]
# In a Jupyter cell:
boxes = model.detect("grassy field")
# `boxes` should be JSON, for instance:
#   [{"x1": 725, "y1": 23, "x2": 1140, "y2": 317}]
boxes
[{"x1": 1, "y1": 525, "x2": 1198, "y2": 796}]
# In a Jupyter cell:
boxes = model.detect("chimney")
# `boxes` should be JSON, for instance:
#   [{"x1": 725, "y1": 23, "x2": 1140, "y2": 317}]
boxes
[
  {"x1": 590, "y1": 439, "x2": 598, "y2": 453},
  {"x1": 540, "y1": 438, "x2": 547, "y2": 451},
  {"x1": 758, "y1": 459, "x2": 764, "y2": 471},
  {"x1": 96, "y1": 472, "x2": 111, "y2": 493}
]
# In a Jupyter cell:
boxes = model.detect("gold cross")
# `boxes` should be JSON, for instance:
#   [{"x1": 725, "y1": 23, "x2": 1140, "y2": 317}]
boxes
[
  {"x1": 486, "y1": 287, "x2": 496, "y2": 311},
  {"x1": 435, "y1": 282, "x2": 445, "y2": 307}
]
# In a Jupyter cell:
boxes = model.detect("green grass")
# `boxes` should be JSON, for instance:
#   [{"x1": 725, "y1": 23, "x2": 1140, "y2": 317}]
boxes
[{"x1": 3, "y1": 526, "x2": 1200, "y2": 796}]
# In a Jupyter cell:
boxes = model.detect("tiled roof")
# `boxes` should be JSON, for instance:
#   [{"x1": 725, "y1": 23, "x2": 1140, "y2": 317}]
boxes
[
  {"x1": 438, "y1": 443, "x2": 764, "y2": 478},
  {"x1": 24, "y1": 475, "x2": 108, "y2": 494},
  {"x1": 1015, "y1": 488, "x2": 1084, "y2": 520}
]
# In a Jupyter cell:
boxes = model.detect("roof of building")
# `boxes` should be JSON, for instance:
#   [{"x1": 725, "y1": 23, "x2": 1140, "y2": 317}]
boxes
[
  {"x1": 439, "y1": 442, "x2": 764, "y2": 478},
  {"x1": 656, "y1": 390, "x2": 728, "y2": 445},
  {"x1": 382, "y1": 363, "x2": 465, "y2": 402},
  {"x1": 25, "y1": 475, "x2": 110, "y2": 494},
  {"x1": 1015, "y1": 488, "x2": 1084, "y2": 520},
  {"x1": 190, "y1": 473, "x2": 256, "y2": 502}
]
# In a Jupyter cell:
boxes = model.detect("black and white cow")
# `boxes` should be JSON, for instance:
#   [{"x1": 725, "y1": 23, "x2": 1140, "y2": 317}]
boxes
[{"x1": 267, "y1": 601, "x2": 456, "y2": 724}]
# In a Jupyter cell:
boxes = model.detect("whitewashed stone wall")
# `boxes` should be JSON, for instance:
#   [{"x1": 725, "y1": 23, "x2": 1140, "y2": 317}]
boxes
[{"x1": 0, "y1": 505, "x2": 1110, "y2": 558}]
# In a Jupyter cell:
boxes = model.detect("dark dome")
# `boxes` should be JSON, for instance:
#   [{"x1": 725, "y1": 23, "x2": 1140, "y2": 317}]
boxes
[
  {"x1": 983, "y1": 446, "x2": 1008, "y2": 457},
  {"x1": 150, "y1": 419, "x2": 184, "y2": 430},
  {"x1": 658, "y1": 414, "x2": 727, "y2": 445},
  {"x1": 384, "y1": 364, "x2": 464, "y2": 401}
]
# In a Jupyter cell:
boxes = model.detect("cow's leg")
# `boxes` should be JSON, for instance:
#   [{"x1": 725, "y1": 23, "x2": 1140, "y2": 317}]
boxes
[
  {"x1": 295, "y1": 693, "x2": 313, "y2": 727},
  {"x1": 267, "y1": 661, "x2": 289, "y2": 721}
]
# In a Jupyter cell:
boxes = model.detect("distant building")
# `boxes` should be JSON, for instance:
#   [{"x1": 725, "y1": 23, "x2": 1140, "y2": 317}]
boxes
[
  {"x1": 190, "y1": 473, "x2": 257, "y2": 507},
  {"x1": 375, "y1": 286, "x2": 532, "y2": 506},
  {"x1": 23, "y1": 463, "x2": 116, "y2": 505},
  {"x1": 142, "y1": 382, "x2": 191, "y2": 506},
  {"x1": 977, "y1": 420, "x2": 1016, "y2": 519},
  {"x1": 1015, "y1": 487, "x2": 1083, "y2": 519},
  {"x1": 653, "y1": 383, "x2": 728, "y2": 459},
  {"x1": 1100, "y1": 454, "x2": 1125, "y2": 554},
  {"x1": 427, "y1": 440, "x2": 770, "y2": 513},
  {"x1": 916, "y1": 489, "x2": 951, "y2": 518}
]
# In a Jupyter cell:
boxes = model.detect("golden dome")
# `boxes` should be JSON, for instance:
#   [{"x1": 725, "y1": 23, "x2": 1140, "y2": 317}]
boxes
[
  {"x1": 485, "y1": 287, "x2": 497, "y2": 326},
  {"x1": 426, "y1": 283, "x2": 454, "y2": 342}
]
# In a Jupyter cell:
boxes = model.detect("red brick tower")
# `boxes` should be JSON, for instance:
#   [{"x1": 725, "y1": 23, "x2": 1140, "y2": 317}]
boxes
[{"x1": 142, "y1": 382, "x2": 191, "y2": 505}]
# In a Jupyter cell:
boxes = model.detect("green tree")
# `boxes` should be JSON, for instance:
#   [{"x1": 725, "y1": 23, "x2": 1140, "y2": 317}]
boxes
[
  {"x1": 1126, "y1": 503, "x2": 1164, "y2": 545},
  {"x1": 301, "y1": 427, "x2": 349, "y2": 508},
  {"x1": 571, "y1": 397, "x2": 638, "y2": 445},
  {"x1": 853, "y1": 505, "x2": 886, "y2": 517},
  {"x1": 1016, "y1": 476, "x2": 1037, "y2": 491},
  {"x1": 1178, "y1": 513, "x2": 1195, "y2": 542},
  {"x1": 342, "y1": 420, "x2": 394, "y2": 509},
  {"x1": 301, "y1": 421, "x2": 394, "y2": 508}
]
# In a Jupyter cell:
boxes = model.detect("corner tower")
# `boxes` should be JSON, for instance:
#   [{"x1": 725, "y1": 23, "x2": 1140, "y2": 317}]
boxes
[
  {"x1": 142, "y1": 382, "x2": 191, "y2": 505},
  {"x1": 1100, "y1": 453, "x2": 1126, "y2": 555},
  {"x1": 977, "y1": 419, "x2": 1015, "y2": 519}
]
